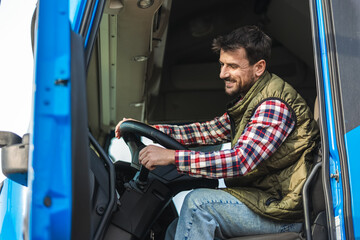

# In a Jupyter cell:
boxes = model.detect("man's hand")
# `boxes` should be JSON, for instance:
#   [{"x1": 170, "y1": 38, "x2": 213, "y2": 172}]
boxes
[
  {"x1": 139, "y1": 145, "x2": 175, "y2": 170},
  {"x1": 115, "y1": 118, "x2": 137, "y2": 139},
  {"x1": 116, "y1": 118, "x2": 175, "y2": 170}
]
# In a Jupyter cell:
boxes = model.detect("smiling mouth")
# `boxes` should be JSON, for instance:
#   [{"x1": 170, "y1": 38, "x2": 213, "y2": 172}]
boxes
[
  {"x1": 223, "y1": 78, "x2": 231, "y2": 82},
  {"x1": 224, "y1": 79, "x2": 235, "y2": 87}
]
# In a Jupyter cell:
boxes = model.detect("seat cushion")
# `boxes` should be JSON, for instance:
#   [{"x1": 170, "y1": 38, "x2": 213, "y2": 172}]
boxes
[{"x1": 227, "y1": 232, "x2": 303, "y2": 240}]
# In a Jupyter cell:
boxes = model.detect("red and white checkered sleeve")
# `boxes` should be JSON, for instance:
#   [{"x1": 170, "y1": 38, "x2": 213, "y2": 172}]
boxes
[
  {"x1": 153, "y1": 113, "x2": 232, "y2": 146},
  {"x1": 174, "y1": 99, "x2": 296, "y2": 179}
]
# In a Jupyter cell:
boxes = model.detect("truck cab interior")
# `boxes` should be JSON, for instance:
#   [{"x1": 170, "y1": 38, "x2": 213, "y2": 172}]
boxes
[
  {"x1": 87, "y1": 0, "x2": 317, "y2": 143},
  {"x1": 1, "y1": 0, "x2": 329, "y2": 239},
  {"x1": 81, "y1": 0, "x2": 327, "y2": 239}
]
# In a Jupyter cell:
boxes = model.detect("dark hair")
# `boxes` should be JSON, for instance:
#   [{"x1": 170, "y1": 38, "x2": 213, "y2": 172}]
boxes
[{"x1": 212, "y1": 25, "x2": 272, "y2": 65}]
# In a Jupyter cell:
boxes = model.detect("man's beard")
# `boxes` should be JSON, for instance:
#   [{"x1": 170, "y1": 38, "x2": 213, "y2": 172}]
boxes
[{"x1": 223, "y1": 76, "x2": 256, "y2": 98}]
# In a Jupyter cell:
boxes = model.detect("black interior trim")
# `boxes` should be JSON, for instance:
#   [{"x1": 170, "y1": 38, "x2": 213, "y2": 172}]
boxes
[
  {"x1": 85, "y1": 0, "x2": 106, "y2": 68},
  {"x1": 71, "y1": 30, "x2": 92, "y2": 240},
  {"x1": 303, "y1": 161, "x2": 322, "y2": 240},
  {"x1": 89, "y1": 132, "x2": 116, "y2": 240}
]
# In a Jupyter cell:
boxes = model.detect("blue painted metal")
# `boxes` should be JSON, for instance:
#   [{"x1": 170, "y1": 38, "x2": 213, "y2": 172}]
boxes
[
  {"x1": 29, "y1": 0, "x2": 72, "y2": 239},
  {"x1": 69, "y1": 0, "x2": 87, "y2": 32},
  {"x1": 0, "y1": 179, "x2": 27, "y2": 240},
  {"x1": 315, "y1": 0, "x2": 346, "y2": 239},
  {"x1": 84, "y1": 0, "x2": 99, "y2": 47},
  {"x1": 344, "y1": 126, "x2": 360, "y2": 239}
]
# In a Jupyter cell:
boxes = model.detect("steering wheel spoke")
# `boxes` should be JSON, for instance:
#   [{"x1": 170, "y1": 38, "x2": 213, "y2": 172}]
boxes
[
  {"x1": 120, "y1": 121, "x2": 189, "y2": 189},
  {"x1": 120, "y1": 120, "x2": 218, "y2": 195}
]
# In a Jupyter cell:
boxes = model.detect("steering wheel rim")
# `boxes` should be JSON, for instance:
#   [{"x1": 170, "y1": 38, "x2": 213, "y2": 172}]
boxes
[
  {"x1": 119, "y1": 120, "x2": 219, "y2": 194},
  {"x1": 119, "y1": 120, "x2": 189, "y2": 186},
  {"x1": 119, "y1": 120, "x2": 188, "y2": 151}
]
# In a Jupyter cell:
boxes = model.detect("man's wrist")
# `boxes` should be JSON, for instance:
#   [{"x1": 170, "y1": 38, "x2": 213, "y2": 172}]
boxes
[{"x1": 169, "y1": 149, "x2": 176, "y2": 165}]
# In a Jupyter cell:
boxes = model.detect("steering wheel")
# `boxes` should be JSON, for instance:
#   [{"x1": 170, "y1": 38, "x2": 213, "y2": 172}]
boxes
[
  {"x1": 120, "y1": 120, "x2": 219, "y2": 194},
  {"x1": 119, "y1": 120, "x2": 188, "y2": 187}
]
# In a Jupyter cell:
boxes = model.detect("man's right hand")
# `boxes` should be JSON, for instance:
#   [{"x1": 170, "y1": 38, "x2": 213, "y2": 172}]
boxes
[{"x1": 115, "y1": 118, "x2": 137, "y2": 139}]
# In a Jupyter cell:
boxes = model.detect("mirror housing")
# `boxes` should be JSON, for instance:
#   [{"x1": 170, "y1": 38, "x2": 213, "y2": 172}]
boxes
[{"x1": 0, "y1": 131, "x2": 29, "y2": 186}]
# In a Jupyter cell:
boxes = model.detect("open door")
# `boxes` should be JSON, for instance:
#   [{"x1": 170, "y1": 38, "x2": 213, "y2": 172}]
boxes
[
  {"x1": 310, "y1": 0, "x2": 360, "y2": 239},
  {"x1": 28, "y1": 0, "x2": 106, "y2": 239}
]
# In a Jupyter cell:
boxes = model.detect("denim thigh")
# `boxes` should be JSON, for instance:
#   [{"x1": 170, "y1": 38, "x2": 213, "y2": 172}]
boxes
[{"x1": 169, "y1": 188, "x2": 302, "y2": 240}]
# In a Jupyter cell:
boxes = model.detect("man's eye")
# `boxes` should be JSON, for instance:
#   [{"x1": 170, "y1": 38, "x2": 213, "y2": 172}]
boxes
[{"x1": 229, "y1": 65, "x2": 238, "y2": 69}]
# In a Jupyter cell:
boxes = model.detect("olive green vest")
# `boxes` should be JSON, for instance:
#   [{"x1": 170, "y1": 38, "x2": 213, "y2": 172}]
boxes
[{"x1": 223, "y1": 71, "x2": 319, "y2": 222}]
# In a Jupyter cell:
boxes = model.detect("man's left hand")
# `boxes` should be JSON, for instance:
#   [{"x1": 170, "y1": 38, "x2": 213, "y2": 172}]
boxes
[{"x1": 139, "y1": 145, "x2": 176, "y2": 170}]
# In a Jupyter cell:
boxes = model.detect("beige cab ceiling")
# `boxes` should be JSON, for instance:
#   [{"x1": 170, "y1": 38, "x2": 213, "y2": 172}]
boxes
[{"x1": 87, "y1": 0, "x2": 171, "y2": 140}]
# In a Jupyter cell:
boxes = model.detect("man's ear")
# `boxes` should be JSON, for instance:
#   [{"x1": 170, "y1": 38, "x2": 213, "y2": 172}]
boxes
[{"x1": 254, "y1": 59, "x2": 266, "y2": 78}]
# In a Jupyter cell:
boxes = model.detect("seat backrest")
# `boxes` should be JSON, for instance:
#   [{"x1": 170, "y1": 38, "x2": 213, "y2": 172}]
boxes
[
  {"x1": 304, "y1": 96, "x2": 327, "y2": 240},
  {"x1": 310, "y1": 157, "x2": 325, "y2": 218},
  {"x1": 310, "y1": 96, "x2": 325, "y2": 215}
]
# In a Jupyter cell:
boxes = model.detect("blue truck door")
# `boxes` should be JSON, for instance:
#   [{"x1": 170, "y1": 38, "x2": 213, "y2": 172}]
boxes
[
  {"x1": 29, "y1": 0, "x2": 104, "y2": 239},
  {"x1": 324, "y1": 1, "x2": 360, "y2": 239},
  {"x1": 30, "y1": 0, "x2": 73, "y2": 239},
  {"x1": 310, "y1": 0, "x2": 360, "y2": 239}
]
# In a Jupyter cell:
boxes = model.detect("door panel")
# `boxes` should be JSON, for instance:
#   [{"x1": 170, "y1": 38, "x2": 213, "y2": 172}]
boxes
[
  {"x1": 311, "y1": 0, "x2": 360, "y2": 239},
  {"x1": 329, "y1": 0, "x2": 360, "y2": 239},
  {"x1": 29, "y1": 0, "x2": 98, "y2": 239},
  {"x1": 30, "y1": 0, "x2": 72, "y2": 239}
]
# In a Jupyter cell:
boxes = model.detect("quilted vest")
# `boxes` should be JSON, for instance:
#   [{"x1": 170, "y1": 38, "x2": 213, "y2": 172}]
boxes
[{"x1": 223, "y1": 71, "x2": 319, "y2": 222}]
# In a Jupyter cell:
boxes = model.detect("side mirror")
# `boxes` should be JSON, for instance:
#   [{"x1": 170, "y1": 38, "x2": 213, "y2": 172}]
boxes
[{"x1": 0, "y1": 131, "x2": 29, "y2": 186}]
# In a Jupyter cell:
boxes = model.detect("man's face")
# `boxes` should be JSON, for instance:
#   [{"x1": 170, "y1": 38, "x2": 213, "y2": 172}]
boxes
[{"x1": 219, "y1": 48, "x2": 258, "y2": 97}]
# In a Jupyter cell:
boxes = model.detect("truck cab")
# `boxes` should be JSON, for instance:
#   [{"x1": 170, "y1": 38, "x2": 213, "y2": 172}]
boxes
[{"x1": 1, "y1": 0, "x2": 360, "y2": 239}]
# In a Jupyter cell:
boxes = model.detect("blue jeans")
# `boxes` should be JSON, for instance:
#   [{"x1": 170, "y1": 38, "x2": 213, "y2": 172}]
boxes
[{"x1": 165, "y1": 189, "x2": 302, "y2": 240}]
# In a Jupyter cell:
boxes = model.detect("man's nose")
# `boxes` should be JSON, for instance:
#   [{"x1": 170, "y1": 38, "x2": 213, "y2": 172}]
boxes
[{"x1": 220, "y1": 66, "x2": 230, "y2": 79}]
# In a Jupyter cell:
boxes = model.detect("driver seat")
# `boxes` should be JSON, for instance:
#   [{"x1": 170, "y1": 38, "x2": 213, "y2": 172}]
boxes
[{"x1": 228, "y1": 232, "x2": 303, "y2": 240}]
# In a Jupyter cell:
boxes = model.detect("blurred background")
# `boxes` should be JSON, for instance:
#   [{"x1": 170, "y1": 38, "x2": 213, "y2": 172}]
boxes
[{"x1": 0, "y1": 0, "x2": 37, "y2": 181}]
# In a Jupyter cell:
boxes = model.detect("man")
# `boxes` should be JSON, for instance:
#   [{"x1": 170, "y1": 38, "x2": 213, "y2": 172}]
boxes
[{"x1": 115, "y1": 25, "x2": 319, "y2": 239}]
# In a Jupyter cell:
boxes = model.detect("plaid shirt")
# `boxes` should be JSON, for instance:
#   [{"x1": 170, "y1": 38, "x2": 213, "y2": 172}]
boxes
[{"x1": 154, "y1": 99, "x2": 295, "y2": 179}]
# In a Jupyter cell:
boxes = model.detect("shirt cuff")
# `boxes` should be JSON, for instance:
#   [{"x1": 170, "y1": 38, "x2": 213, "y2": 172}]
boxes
[{"x1": 175, "y1": 150, "x2": 192, "y2": 174}]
